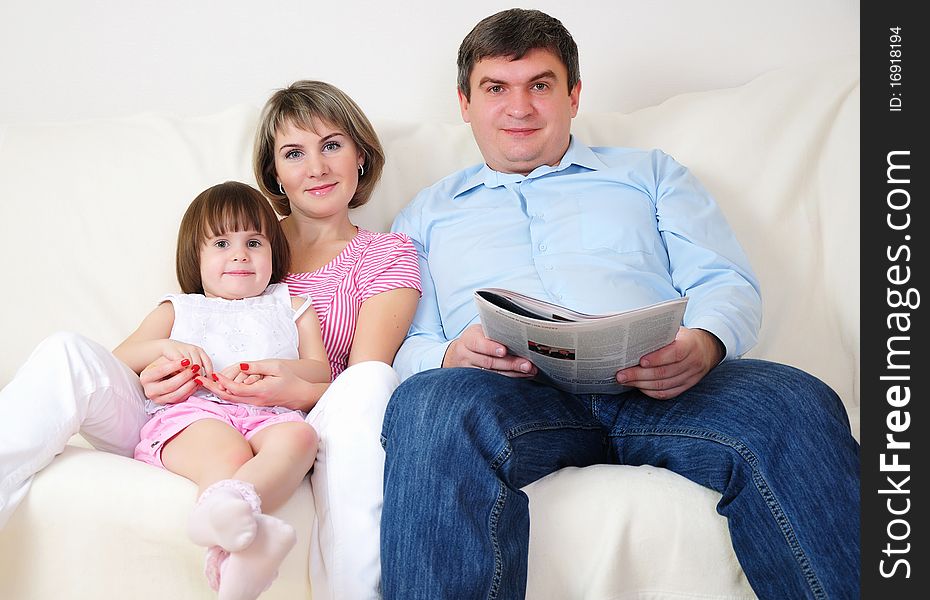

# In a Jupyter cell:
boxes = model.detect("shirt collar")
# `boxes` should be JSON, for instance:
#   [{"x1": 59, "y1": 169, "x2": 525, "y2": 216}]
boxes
[{"x1": 452, "y1": 136, "x2": 608, "y2": 198}]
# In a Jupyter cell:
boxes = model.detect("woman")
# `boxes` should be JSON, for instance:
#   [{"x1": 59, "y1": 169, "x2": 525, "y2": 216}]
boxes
[{"x1": 0, "y1": 81, "x2": 420, "y2": 600}]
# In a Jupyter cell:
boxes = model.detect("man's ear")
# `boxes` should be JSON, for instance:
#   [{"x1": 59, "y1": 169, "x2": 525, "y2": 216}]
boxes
[
  {"x1": 457, "y1": 88, "x2": 471, "y2": 124},
  {"x1": 569, "y1": 79, "x2": 582, "y2": 118}
]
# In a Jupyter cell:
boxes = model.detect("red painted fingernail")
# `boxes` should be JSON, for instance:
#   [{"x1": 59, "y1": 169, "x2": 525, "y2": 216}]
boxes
[
  {"x1": 194, "y1": 377, "x2": 203, "y2": 385},
  {"x1": 240, "y1": 363, "x2": 249, "y2": 371},
  {"x1": 211, "y1": 373, "x2": 219, "y2": 382},
  {"x1": 191, "y1": 364, "x2": 201, "y2": 373},
  {"x1": 180, "y1": 359, "x2": 190, "y2": 367}
]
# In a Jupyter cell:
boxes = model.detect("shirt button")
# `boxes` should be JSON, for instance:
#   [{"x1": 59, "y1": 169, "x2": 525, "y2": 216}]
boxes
[
  {"x1": 545, "y1": 265, "x2": 554, "y2": 271},
  {"x1": 538, "y1": 243, "x2": 547, "y2": 252}
]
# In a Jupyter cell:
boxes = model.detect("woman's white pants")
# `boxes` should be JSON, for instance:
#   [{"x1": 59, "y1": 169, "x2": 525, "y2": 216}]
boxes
[
  {"x1": 0, "y1": 332, "x2": 148, "y2": 527},
  {"x1": 305, "y1": 360, "x2": 398, "y2": 600}
]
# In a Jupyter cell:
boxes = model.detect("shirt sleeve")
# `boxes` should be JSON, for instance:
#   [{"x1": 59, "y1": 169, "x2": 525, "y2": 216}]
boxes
[
  {"x1": 390, "y1": 205, "x2": 452, "y2": 380},
  {"x1": 652, "y1": 151, "x2": 762, "y2": 359},
  {"x1": 356, "y1": 233, "x2": 422, "y2": 302}
]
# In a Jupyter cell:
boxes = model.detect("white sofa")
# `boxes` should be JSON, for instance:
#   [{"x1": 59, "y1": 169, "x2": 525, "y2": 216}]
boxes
[{"x1": 0, "y1": 57, "x2": 858, "y2": 599}]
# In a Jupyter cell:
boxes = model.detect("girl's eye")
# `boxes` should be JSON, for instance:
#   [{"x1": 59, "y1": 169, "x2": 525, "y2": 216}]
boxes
[
  {"x1": 214, "y1": 240, "x2": 229, "y2": 248},
  {"x1": 284, "y1": 149, "x2": 303, "y2": 160},
  {"x1": 247, "y1": 239, "x2": 262, "y2": 248},
  {"x1": 322, "y1": 141, "x2": 341, "y2": 152}
]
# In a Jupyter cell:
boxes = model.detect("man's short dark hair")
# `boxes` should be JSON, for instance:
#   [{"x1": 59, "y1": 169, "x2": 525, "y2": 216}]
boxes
[{"x1": 457, "y1": 8, "x2": 580, "y2": 101}]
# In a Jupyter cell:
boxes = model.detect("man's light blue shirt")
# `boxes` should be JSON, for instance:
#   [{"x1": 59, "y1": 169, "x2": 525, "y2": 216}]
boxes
[{"x1": 391, "y1": 137, "x2": 762, "y2": 381}]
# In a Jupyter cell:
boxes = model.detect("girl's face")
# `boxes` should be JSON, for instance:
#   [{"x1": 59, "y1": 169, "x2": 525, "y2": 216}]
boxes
[
  {"x1": 273, "y1": 118, "x2": 364, "y2": 220},
  {"x1": 199, "y1": 229, "x2": 273, "y2": 300}
]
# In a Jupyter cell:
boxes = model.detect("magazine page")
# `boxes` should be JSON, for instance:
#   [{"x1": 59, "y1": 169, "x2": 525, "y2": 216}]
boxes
[
  {"x1": 474, "y1": 289, "x2": 688, "y2": 394},
  {"x1": 475, "y1": 288, "x2": 597, "y2": 322}
]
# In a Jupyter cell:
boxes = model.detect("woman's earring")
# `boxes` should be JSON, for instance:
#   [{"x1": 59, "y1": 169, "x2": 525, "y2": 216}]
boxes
[
  {"x1": 358, "y1": 163, "x2": 365, "y2": 177},
  {"x1": 278, "y1": 182, "x2": 285, "y2": 195}
]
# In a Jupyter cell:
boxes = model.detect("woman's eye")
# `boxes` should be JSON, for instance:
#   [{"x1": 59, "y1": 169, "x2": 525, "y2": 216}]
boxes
[
  {"x1": 284, "y1": 149, "x2": 303, "y2": 160},
  {"x1": 322, "y1": 141, "x2": 341, "y2": 152}
]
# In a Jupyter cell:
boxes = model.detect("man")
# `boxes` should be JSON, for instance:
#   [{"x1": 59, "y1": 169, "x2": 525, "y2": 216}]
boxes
[{"x1": 383, "y1": 8, "x2": 859, "y2": 599}]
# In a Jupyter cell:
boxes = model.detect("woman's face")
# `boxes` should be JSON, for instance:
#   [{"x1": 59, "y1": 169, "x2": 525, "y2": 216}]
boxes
[{"x1": 273, "y1": 118, "x2": 364, "y2": 220}]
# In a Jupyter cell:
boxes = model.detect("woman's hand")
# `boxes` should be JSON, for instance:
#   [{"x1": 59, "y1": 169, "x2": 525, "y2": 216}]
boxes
[
  {"x1": 218, "y1": 363, "x2": 262, "y2": 385},
  {"x1": 197, "y1": 359, "x2": 327, "y2": 412},
  {"x1": 140, "y1": 355, "x2": 200, "y2": 405},
  {"x1": 160, "y1": 340, "x2": 214, "y2": 375}
]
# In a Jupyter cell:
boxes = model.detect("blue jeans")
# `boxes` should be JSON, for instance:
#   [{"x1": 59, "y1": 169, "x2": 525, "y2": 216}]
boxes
[{"x1": 380, "y1": 359, "x2": 859, "y2": 599}]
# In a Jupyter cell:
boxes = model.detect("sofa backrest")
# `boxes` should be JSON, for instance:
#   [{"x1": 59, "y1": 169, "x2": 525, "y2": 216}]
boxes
[{"x1": 0, "y1": 57, "x2": 859, "y2": 437}]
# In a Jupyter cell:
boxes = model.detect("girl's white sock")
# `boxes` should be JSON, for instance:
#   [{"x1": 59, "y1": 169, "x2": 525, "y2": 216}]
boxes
[
  {"x1": 188, "y1": 479, "x2": 261, "y2": 552},
  {"x1": 216, "y1": 514, "x2": 297, "y2": 600}
]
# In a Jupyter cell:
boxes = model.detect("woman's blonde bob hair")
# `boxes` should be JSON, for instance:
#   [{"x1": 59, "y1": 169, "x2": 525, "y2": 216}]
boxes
[{"x1": 253, "y1": 80, "x2": 385, "y2": 216}]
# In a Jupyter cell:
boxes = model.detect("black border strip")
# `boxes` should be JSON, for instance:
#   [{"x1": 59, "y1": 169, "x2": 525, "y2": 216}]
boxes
[{"x1": 861, "y1": 3, "x2": 926, "y2": 596}]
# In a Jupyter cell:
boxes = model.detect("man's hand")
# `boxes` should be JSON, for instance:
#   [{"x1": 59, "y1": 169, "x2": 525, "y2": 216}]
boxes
[
  {"x1": 615, "y1": 327, "x2": 724, "y2": 400},
  {"x1": 442, "y1": 324, "x2": 537, "y2": 377}
]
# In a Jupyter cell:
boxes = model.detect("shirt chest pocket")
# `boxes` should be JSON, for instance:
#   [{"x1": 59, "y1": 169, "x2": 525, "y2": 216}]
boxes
[{"x1": 577, "y1": 194, "x2": 658, "y2": 255}]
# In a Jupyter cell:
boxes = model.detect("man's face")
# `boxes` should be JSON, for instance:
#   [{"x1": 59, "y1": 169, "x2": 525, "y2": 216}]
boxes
[{"x1": 459, "y1": 48, "x2": 580, "y2": 175}]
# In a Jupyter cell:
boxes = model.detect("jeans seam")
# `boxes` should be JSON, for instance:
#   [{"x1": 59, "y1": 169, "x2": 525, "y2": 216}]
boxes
[
  {"x1": 488, "y1": 421, "x2": 600, "y2": 470},
  {"x1": 616, "y1": 427, "x2": 827, "y2": 599},
  {"x1": 505, "y1": 420, "x2": 601, "y2": 442},
  {"x1": 485, "y1": 479, "x2": 508, "y2": 600}
]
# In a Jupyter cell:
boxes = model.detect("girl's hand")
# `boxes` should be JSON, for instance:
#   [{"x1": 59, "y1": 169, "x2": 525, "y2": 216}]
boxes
[
  {"x1": 197, "y1": 359, "x2": 325, "y2": 411},
  {"x1": 160, "y1": 341, "x2": 213, "y2": 376},
  {"x1": 140, "y1": 355, "x2": 201, "y2": 405}
]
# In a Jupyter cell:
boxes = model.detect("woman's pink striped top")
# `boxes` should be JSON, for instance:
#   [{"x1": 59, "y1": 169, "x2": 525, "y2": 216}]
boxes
[{"x1": 283, "y1": 228, "x2": 421, "y2": 378}]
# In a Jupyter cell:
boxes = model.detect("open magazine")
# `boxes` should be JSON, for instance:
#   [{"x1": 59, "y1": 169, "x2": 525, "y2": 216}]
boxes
[{"x1": 474, "y1": 288, "x2": 688, "y2": 394}]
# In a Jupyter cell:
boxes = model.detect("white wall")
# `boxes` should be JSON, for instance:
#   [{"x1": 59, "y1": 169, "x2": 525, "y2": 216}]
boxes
[{"x1": 0, "y1": 0, "x2": 859, "y2": 125}]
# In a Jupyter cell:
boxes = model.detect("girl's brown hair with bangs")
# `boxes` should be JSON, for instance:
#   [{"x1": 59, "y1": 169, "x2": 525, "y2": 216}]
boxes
[{"x1": 175, "y1": 181, "x2": 290, "y2": 294}]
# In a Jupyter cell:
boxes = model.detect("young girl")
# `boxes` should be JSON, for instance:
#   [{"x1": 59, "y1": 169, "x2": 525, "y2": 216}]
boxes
[{"x1": 113, "y1": 180, "x2": 329, "y2": 599}]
